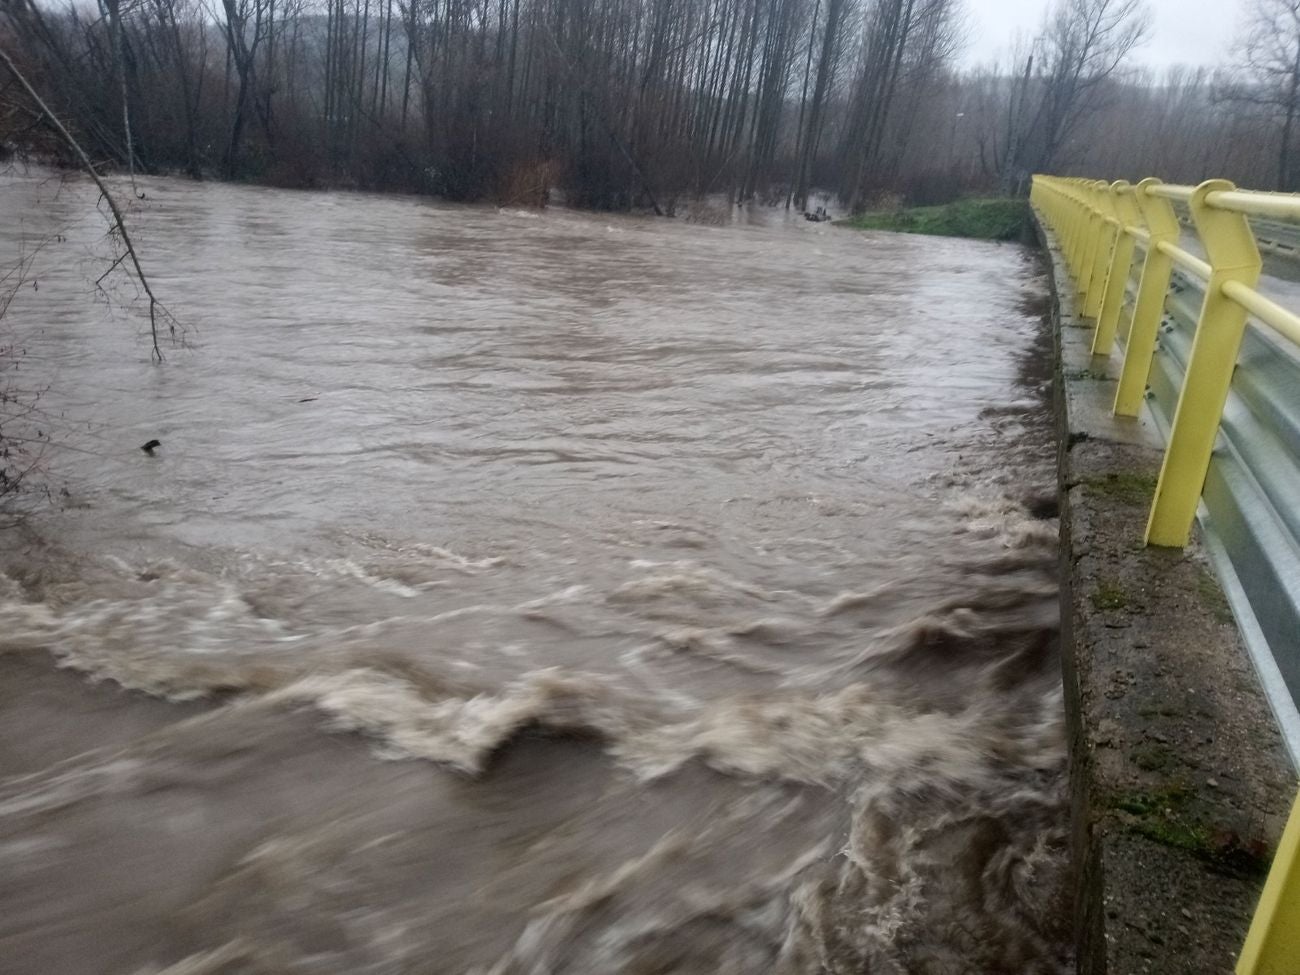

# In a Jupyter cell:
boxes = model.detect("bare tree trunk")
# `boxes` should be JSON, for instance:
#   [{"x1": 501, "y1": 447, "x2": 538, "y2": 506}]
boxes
[
  {"x1": 1280, "y1": 42, "x2": 1300, "y2": 190},
  {"x1": 400, "y1": 0, "x2": 416, "y2": 128},
  {"x1": 157, "y1": 0, "x2": 202, "y2": 177},
  {"x1": 102, "y1": 0, "x2": 137, "y2": 177},
  {"x1": 792, "y1": 0, "x2": 845, "y2": 209},
  {"x1": 786, "y1": 0, "x2": 820, "y2": 208},
  {"x1": 220, "y1": 0, "x2": 260, "y2": 176}
]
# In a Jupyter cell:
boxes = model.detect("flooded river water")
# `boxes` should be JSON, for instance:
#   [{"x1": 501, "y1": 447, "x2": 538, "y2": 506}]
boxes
[{"x1": 0, "y1": 169, "x2": 1068, "y2": 973}]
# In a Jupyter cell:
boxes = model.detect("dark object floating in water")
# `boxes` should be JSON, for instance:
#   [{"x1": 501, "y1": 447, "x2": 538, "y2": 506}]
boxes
[
  {"x1": 298, "y1": 396, "x2": 318, "y2": 403},
  {"x1": 804, "y1": 206, "x2": 832, "y2": 222},
  {"x1": 1025, "y1": 493, "x2": 1059, "y2": 521},
  {"x1": 141, "y1": 439, "x2": 161, "y2": 455}
]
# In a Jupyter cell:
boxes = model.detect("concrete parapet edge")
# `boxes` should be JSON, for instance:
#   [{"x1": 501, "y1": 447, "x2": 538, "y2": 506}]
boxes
[{"x1": 1034, "y1": 216, "x2": 1296, "y2": 974}]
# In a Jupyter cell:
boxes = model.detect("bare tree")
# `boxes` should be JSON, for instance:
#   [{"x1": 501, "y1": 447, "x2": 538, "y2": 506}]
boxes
[
  {"x1": 209, "y1": 0, "x2": 273, "y2": 176},
  {"x1": 790, "y1": 0, "x2": 854, "y2": 208},
  {"x1": 839, "y1": 0, "x2": 963, "y2": 210},
  {"x1": 1220, "y1": 0, "x2": 1300, "y2": 190},
  {"x1": 0, "y1": 0, "x2": 1283, "y2": 211},
  {"x1": 1014, "y1": 0, "x2": 1150, "y2": 181}
]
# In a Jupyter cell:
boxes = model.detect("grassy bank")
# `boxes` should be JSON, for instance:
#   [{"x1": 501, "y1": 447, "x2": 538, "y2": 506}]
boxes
[{"x1": 837, "y1": 197, "x2": 1029, "y2": 242}]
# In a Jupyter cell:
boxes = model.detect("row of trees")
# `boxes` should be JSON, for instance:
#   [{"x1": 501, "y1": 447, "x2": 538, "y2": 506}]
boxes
[{"x1": 1, "y1": 0, "x2": 1298, "y2": 210}]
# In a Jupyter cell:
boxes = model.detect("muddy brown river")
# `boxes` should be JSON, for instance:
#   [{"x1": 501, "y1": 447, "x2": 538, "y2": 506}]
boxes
[{"x1": 0, "y1": 169, "x2": 1068, "y2": 974}]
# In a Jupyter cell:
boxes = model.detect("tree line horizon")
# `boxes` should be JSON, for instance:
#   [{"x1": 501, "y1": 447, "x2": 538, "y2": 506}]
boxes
[{"x1": 1, "y1": 0, "x2": 1297, "y2": 214}]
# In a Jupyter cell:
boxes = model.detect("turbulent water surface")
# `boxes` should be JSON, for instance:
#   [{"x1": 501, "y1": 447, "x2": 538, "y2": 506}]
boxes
[{"x1": 0, "y1": 169, "x2": 1067, "y2": 974}]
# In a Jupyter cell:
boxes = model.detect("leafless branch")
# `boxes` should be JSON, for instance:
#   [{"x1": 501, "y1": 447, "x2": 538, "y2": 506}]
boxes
[{"x1": 0, "y1": 44, "x2": 174, "y2": 361}]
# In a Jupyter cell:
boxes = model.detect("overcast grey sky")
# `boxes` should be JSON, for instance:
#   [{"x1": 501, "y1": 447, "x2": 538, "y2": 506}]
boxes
[{"x1": 959, "y1": 0, "x2": 1250, "y2": 71}]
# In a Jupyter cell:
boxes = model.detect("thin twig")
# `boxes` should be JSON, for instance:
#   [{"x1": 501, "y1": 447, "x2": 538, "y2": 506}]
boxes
[
  {"x1": 0, "y1": 44, "x2": 168, "y2": 361},
  {"x1": 94, "y1": 249, "x2": 131, "y2": 288}
]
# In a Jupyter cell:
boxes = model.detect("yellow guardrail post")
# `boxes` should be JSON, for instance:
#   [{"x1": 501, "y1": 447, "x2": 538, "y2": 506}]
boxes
[
  {"x1": 1067, "y1": 182, "x2": 1083, "y2": 280},
  {"x1": 1053, "y1": 182, "x2": 1068, "y2": 261},
  {"x1": 1068, "y1": 181, "x2": 1089, "y2": 294},
  {"x1": 1076, "y1": 181, "x2": 1098, "y2": 302},
  {"x1": 1145, "y1": 179, "x2": 1262, "y2": 547},
  {"x1": 1077, "y1": 182, "x2": 1104, "y2": 312},
  {"x1": 1114, "y1": 179, "x2": 1180, "y2": 416},
  {"x1": 1238, "y1": 789, "x2": 1300, "y2": 975},
  {"x1": 1062, "y1": 182, "x2": 1082, "y2": 278},
  {"x1": 1074, "y1": 181, "x2": 1094, "y2": 286},
  {"x1": 1093, "y1": 181, "x2": 1142, "y2": 355},
  {"x1": 1083, "y1": 182, "x2": 1118, "y2": 320}
]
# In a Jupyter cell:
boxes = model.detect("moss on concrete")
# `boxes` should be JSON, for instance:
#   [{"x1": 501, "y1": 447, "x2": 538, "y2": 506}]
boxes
[
  {"x1": 1063, "y1": 368, "x2": 1111, "y2": 381},
  {"x1": 1196, "y1": 567, "x2": 1236, "y2": 625},
  {"x1": 1090, "y1": 578, "x2": 1132, "y2": 611},
  {"x1": 1110, "y1": 786, "x2": 1272, "y2": 879},
  {"x1": 1084, "y1": 471, "x2": 1158, "y2": 507},
  {"x1": 1129, "y1": 744, "x2": 1173, "y2": 772}
]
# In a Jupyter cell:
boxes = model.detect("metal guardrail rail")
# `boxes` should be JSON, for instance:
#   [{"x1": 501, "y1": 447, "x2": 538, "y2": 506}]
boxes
[{"x1": 1031, "y1": 175, "x2": 1300, "y2": 975}]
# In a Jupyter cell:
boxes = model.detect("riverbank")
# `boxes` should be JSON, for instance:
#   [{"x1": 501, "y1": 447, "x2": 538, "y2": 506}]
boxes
[
  {"x1": 1039, "y1": 221, "x2": 1296, "y2": 973},
  {"x1": 837, "y1": 197, "x2": 1030, "y2": 242}
]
